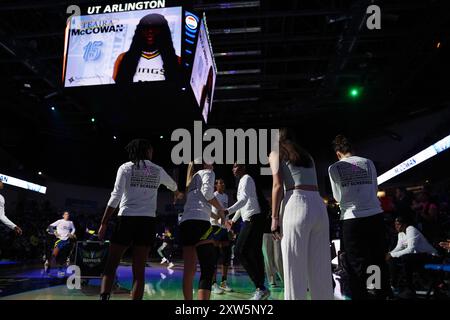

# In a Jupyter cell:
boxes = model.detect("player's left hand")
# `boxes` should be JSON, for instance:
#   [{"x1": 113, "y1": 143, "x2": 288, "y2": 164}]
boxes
[
  {"x1": 271, "y1": 218, "x2": 281, "y2": 240},
  {"x1": 14, "y1": 226, "x2": 23, "y2": 236}
]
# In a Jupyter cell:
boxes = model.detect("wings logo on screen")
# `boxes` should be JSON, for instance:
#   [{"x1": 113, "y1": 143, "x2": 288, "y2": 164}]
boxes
[
  {"x1": 81, "y1": 248, "x2": 107, "y2": 267},
  {"x1": 63, "y1": 7, "x2": 182, "y2": 87}
]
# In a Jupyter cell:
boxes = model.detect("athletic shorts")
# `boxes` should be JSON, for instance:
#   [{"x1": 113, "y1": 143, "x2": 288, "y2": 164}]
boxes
[
  {"x1": 179, "y1": 220, "x2": 215, "y2": 246},
  {"x1": 211, "y1": 226, "x2": 230, "y2": 242},
  {"x1": 54, "y1": 239, "x2": 71, "y2": 250},
  {"x1": 111, "y1": 216, "x2": 156, "y2": 247}
]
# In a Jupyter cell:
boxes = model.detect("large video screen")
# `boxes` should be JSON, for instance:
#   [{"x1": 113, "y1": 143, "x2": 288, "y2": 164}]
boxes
[
  {"x1": 63, "y1": 7, "x2": 182, "y2": 87},
  {"x1": 190, "y1": 17, "x2": 217, "y2": 123}
]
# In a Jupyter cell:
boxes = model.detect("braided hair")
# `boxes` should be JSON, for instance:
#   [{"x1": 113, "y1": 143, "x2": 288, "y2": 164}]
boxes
[
  {"x1": 125, "y1": 139, "x2": 153, "y2": 168},
  {"x1": 115, "y1": 13, "x2": 179, "y2": 83}
]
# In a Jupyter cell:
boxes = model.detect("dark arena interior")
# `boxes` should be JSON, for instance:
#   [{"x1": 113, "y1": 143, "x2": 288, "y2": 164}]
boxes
[{"x1": 0, "y1": 0, "x2": 450, "y2": 310}]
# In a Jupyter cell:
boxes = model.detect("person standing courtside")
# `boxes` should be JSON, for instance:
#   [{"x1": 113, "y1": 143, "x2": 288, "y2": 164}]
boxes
[
  {"x1": 226, "y1": 163, "x2": 269, "y2": 300},
  {"x1": 179, "y1": 160, "x2": 226, "y2": 300},
  {"x1": 328, "y1": 135, "x2": 389, "y2": 299},
  {"x1": 270, "y1": 128, "x2": 333, "y2": 300},
  {"x1": 0, "y1": 181, "x2": 22, "y2": 236},
  {"x1": 98, "y1": 139, "x2": 182, "y2": 300},
  {"x1": 210, "y1": 178, "x2": 233, "y2": 294}
]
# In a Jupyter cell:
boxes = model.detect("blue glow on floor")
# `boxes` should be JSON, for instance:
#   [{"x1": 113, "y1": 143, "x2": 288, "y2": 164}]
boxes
[
  {"x1": 0, "y1": 260, "x2": 19, "y2": 266},
  {"x1": 0, "y1": 263, "x2": 285, "y2": 300}
]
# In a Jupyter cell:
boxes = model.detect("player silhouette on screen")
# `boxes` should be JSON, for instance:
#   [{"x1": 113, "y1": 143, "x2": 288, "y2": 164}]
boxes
[{"x1": 113, "y1": 13, "x2": 180, "y2": 83}]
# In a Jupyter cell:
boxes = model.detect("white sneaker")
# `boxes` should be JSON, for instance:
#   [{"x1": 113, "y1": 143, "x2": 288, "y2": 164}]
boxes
[
  {"x1": 167, "y1": 262, "x2": 174, "y2": 269},
  {"x1": 220, "y1": 281, "x2": 233, "y2": 292},
  {"x1": 250, "y1": 288, "x2": 270, "y2": 300},
  {"x1": 367, "y1": 283, "x2": 376, "y2": 290},
  {"x1": 160, "y1": 258, "x2": 167, "y2": 264},
  {"x1": 212, "y1": 283, "x2": 224, "y2": 294}
]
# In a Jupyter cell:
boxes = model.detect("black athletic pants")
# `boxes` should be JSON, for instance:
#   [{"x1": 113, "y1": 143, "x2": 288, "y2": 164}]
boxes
[
  {"x1": 388, "y1": 253, "x2": 438, "y2": 291},
  {"x1": 234, "y1": 213, "x2": 266, "y2": 290},
  {"x1": 342, "y1": 213, "x2": 390, "y2": 300}
]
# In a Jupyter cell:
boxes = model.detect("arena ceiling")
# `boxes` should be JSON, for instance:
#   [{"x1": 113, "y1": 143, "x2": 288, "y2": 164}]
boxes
[{"x1": 0, "y1": 0, "x2": 449, "y2": 187}]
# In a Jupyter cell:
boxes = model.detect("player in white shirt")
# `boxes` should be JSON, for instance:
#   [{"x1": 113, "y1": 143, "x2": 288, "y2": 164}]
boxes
[
  {"x1": 179, "y1": 160, "x2": 226, "y2": 300},
  {"x1": 226, "y1": 163, "x2": 269, "y2": 300},
  {"x1": 113, "y1": 13, "x2": 180, "y2": 83},
  {"x1": 157, "y1": 226, "x2": 174, "y2": 268},
  {"x1": 328, "y1": 135, "x2": 389, "y2": 300},
  {"x1": 46, "y1": 211, "x2": 76, "y2": 273},
  {"x1": 0, "y1": 181, "x2": 22, "y2": 236},
  {"x1": 0, "y1": 181, "x2": 22, "y2": 235},
  {"x1": 386, "y1": 215, "x2": 439, "y2": 296},
  {"x1": 98, "y1": 139, "x2": 183, "y2": 300},
  {"x1": 210, "y1": 179, "x2": 233, "y2": 294}
]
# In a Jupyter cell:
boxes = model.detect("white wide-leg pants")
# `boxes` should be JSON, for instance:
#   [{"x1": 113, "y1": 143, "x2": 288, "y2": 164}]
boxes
[{"x1": 281, "y1": 190, "x2": 334, "y2": 300}]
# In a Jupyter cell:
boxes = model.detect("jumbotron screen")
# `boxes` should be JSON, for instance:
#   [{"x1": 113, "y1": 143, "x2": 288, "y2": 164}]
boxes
[
  {"x1": 190, "y1": 17, "x2": 217, "y2": 123},
  {"x1": 63, "y1": 6, "x2": 182, "y2": 87}
]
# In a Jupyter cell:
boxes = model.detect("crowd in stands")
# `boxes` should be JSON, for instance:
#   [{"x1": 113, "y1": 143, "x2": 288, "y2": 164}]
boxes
[
  {"x1": 381, "y1": 184, "x2": 450, "y2": 253},
  {"x1": 0, "y1": 199, "x2": 184, "y2": 263}
]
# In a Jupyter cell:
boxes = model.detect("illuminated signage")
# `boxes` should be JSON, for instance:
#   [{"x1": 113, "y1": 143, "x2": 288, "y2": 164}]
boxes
[
  {"x1": 0, "y1": 173, "x2": 47, "y2": 194},
  {"x1": 377, "y1": 134, "x2": 450, "y2": 185},
  {"x1": 86, "y1": 1, "x2": 166, "y2": 14}
]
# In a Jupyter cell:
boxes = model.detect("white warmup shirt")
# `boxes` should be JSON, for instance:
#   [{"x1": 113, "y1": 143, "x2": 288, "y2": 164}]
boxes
[
  {"x1": 328, "y1": 156, "x2": 382, "y2": 220},
  {"x1": 211, "y1": 191, "x2": 229, "y2": 228},
  {"x1": 180, "y1": 169, "x2": 215, "y2": 224},
  {"x1": 227, "y1": 174, "x2": 261, "y2": 222},
  {"x1": 0, "y1": 194, "x2": 17, "y2": 230},
  {"x1": 107, "y1": 160, "x2": 177, "y2": 217},
  {"x1": 133, "y1": 51, "x2": 165, "y2": 82},
  {"x1": 390, "y1": 226, "x2": 437, "y2": 258},
  {"x1": 50, "y1": 219, "x2": 76, "y2": 241}
]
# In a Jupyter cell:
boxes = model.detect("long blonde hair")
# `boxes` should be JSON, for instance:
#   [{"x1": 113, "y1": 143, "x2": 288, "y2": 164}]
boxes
[{"x1": 186, "y1": 161, "x2": 203, "y2": 188}]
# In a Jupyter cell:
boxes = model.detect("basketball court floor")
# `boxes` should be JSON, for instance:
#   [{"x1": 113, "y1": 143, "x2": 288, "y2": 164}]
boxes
[{"x1": 0, "y1": 261, "x2": 285, "y2": 300}]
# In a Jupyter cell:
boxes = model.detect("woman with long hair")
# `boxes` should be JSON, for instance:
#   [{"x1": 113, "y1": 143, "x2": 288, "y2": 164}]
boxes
[
  {"x1": 113, "y1": 13, "x2": 180, "y2": 83},
  {"x1": 98, "y1": 139, "x2": 182, "y2": 300},
  {"x1": 270, "y1": 128, "x2": 333, "y2": 300},
  {"x1": 179, "y1": 160, "x2": 226, "y2": 300}
]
